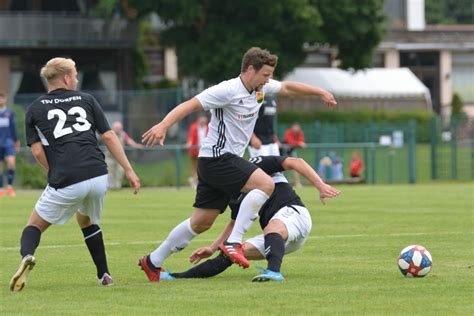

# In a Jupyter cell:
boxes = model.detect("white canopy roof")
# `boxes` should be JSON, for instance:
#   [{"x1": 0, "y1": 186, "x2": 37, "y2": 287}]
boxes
[{"x1": 283, "y1": 67, "x2": 431, "y2": 102}]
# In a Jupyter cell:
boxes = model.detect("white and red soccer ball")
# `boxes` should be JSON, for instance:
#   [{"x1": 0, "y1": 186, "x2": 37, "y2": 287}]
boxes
[{"x1": 398, "y1": 245, "x2": 432, "y2": 277}]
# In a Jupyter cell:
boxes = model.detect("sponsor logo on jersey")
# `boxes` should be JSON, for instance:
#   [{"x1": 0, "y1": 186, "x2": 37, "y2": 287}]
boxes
[{"x1": 236, "y1": 110, "x2": 258, "y2": 120}]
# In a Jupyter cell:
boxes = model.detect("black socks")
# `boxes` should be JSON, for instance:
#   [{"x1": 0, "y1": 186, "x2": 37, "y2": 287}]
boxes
[
  {"x1": 264, "y1": 233, "x2": 285, "y2": 272},
  {"x1": 172, "y1": 251, "x2": 233, "y2": 278},
  {"x1": 20, "y1": 225, "x2": 41, "y2": 257},
  {"x1": 82, "y1": 225, "x2": 109, "y2": 279}
]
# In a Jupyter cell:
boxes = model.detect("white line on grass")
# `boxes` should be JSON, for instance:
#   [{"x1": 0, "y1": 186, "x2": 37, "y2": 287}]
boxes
[{"x1": 1, "y1": 231, "x2": 471, "y2": 252}]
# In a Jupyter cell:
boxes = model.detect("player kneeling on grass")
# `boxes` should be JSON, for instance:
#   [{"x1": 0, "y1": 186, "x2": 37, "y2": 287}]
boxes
[
  {"x1": 159, "y1": 155, "x2": 340, "y2": 282},
  {"x1": 9, "y1": 57, "x2": 140, "y2": 292}
]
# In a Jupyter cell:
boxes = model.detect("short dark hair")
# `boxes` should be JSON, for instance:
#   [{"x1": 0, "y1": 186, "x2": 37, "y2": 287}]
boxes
[{"x1": 241, "y1": 47, "x2": 278, "y2": 73}]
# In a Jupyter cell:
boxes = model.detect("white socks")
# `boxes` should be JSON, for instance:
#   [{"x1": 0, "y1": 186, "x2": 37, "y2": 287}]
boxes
[
  {"x1": 227, "y1": 189, "x2": 269, "y2": 244},
  {"x1": 150, "y1": 218, "x2": 197, "y2": 268}
]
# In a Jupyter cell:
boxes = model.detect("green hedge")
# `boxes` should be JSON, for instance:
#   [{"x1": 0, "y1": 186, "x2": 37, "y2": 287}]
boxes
[
  {"x1": 278, "y1": 109, "x2": 434, "y2": 124},
  {"x1": 278, "y1": 109, "x2": 435, "y2": 142}
]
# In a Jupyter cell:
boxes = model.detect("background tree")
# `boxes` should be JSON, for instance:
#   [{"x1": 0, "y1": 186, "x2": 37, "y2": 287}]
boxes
[
  {"x1": 120, "y1": 0, "x2": 385, "y2": 83},
  {"x1": 451, "y1": 92, "x2": 464, "y2": 116},
  {"x1": 128, "y1": 0, "x2": 322, "y2": 84},
  {"x1": 426, "y1": 0, "x2": 474, "y2": 24},
  {"x1": 313, "y1": 0, "x2": 386, "y2": 70}
]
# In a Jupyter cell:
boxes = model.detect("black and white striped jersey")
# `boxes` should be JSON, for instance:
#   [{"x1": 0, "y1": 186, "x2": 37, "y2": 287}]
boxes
[{"x1": 196, "y1": 77, "x2": 281, "y2": 158}]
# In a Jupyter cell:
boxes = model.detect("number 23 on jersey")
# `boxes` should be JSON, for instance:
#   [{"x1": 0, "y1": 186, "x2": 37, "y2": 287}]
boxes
[{"x1": 47, "y1": 107, "x2": 91, "y2": 139}]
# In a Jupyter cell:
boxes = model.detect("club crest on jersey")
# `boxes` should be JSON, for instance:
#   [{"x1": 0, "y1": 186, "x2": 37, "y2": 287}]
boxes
[{"x1": 256, "y1": 90, "x2": 264, "y2": 103}]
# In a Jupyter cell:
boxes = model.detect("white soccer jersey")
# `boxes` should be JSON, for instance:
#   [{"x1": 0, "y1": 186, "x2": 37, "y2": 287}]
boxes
[{"x1": 196, "y1": 77, "x2": 282, "y2": 157}]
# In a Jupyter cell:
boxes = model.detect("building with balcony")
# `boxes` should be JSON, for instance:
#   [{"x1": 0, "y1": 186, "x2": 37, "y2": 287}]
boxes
[{"x1": 0, "y1": 0, "x2": 138, "y2": 108}]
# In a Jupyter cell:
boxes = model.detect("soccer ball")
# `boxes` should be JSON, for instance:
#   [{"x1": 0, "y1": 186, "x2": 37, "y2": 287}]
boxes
[{"x1": 397, "y1": 245, "x2": 432, "y2": 277}]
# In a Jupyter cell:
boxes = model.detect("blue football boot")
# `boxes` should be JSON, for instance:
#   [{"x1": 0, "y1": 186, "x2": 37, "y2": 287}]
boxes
[
  {"x1": 251, "y1": 267, "x2": 285, "y2": 282},
  {"x1": 160, "y1": 270, "x2": 176, "y2": 280}
]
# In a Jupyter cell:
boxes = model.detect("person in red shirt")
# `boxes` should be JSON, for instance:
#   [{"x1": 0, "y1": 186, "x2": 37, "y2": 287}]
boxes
[
  {"x1": 186, "y1": 114, "x2": 208, "y2": 188},
  {"x1": 350, "y1": 151, "x2": 364, "y2": 178},
  {"x1": 283, "y1": 123, "x2": 306, "y2": 187}
]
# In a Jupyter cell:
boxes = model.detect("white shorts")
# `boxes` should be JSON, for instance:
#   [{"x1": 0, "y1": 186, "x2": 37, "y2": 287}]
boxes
[
  {"x1": 247, "y1": 143, "x2": 280, "y2": 158},
  {"x1": 35, "y1": 175, "x2": 108, "y2": 225},
  {"x1": 246, "y1": 205, "x2": 312, "y2": 256}
]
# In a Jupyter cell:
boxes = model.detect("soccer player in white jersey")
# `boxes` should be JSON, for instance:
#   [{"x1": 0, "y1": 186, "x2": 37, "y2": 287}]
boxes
[
  {"x1": 9, "y1": 57, "x2": 140, "y2": 292},
  {"x1": 139, "y1": 47, "x2": 337, "y2": 281}
]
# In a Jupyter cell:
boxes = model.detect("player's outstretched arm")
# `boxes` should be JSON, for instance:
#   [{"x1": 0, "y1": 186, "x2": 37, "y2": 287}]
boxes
[
  {"x1": 142, "y1": 97, "x2": 203, "y2": 147},
  {"x1": 279, "y1": 81, "x2": 337, "y2": 108},
  {"x1": 101, "y1": 130, "x2": 140, "y2": 194},
  {"x1": 282, "y1": 157, "x2": 340, "y2": 204},
  {"x1": 189, "y1": 219, "x2": 235, "y2": 264},
  {"x1": 30, "y1": 142, "x2": 49, "y2": 171}
]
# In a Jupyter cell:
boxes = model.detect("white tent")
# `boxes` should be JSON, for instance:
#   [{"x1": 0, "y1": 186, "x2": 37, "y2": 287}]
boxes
[{"x1": 283, "y1": 67, "x2": 432, "y2": 110}]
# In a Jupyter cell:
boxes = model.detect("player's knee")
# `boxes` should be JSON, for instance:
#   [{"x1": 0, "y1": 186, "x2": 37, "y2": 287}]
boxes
[
  {"x1": 260, "y1": 178, "x2": 275, "y2": 196},
  {"x1": 264, "y1": 220, "x2": 288, "y2": 240},
  {"x1": 191, "y1": 222, "x2": 212, "y2": 234}
]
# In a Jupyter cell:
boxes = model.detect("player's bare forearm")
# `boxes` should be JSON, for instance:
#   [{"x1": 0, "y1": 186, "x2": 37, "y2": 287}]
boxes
[
  {"x1": 142, "y1": 98, "x2": 203, "y2": 147},
  {"x1": 102, "y1": 131, "x2": 133, "y2": 172},
  {"x1": 282, "y1": 157, "x2": 324, "y2": 188},
  {"x1": 189, "y1": 220, "x2": 235, "y2": 264},
  {"x1": 283, "y1": 157, "x2": 340, "y2": 203},
  {"x1": 279, "y1": 81, "x2": 336, "y2": 107},
  {"x1": 162, "y1": 98, "x2": 203, "y2": 129},
  {"x1": 30, "y1": 142, "x2": 49, "y2": 171},
  {"x1": 209, "y1": 220, "x2": 235, "y2": 252}
]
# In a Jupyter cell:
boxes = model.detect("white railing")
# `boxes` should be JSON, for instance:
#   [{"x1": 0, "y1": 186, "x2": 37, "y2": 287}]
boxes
[{"x1": 0, "y1": 12, "x2": 137, "y2": 46}]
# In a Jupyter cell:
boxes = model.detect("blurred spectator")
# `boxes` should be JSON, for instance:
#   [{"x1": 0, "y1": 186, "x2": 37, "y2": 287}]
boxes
[
  {"x1": 0, "y1": 91, "x2": 20, "y2": 197},
  {"x1": 283, "y1": 123, "x2": 306, "y2": 187},
  {"x1": 350, "y1": 151, "x2": 364, "y2": 178},
  {"x1": 248, "y1": 95, "x2": 279, "y2": 157},
  {"x1": 317, "y1": 156, "x2": 332, "y2": 181},
  {"x1": 331, "y1": 158, "x2": 344, "y2": 181},
  {"x1": 186, "y1": 114, "x2": 209, "y2": 188},
  {"x1": 105, "y1": 121, "x2": 144, "y2": 189}
]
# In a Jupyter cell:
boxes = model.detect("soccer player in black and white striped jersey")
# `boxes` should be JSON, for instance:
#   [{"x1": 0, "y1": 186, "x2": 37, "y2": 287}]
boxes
[
  {"x1": 139, "y1": 47, "x2": 337, "y2": 281},
  {"x1": 161, "y1": 155, "x2": 340, "y2": 282}
]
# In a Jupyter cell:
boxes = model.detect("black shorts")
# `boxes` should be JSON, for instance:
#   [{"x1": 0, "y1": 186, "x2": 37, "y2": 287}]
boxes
[{"x1": 193, "y1": 153, "x2": 258, "y2": 212}]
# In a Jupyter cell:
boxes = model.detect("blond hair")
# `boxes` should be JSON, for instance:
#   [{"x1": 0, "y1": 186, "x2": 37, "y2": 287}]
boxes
[
  {"x1": 241, "y1": 47, "x2": 278, "y2": 73},
  {"x1": 40, "y1": 57, "x2": 76, "y2": 83}
]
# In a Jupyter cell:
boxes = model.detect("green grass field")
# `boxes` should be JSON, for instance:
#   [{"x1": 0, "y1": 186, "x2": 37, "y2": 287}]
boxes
[{"x1": 1, "y1": 183, "x2": 473, "y2": 315}]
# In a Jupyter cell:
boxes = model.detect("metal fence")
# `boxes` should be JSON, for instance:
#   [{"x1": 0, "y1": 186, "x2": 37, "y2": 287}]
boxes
[
  {"x1": 7, "y1": 90, "x2": 474, "y2": 188},
  {"x1": 431, "y1": 116, "x2": 473, "y2": 180},
  {"x1": 14, "y1": 140, "x2": 417, "y2": 189}
]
